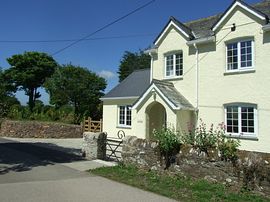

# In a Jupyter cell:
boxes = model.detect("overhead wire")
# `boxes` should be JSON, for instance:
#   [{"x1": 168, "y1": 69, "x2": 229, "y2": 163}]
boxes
[
  {"x1": 0, "y1": 33, "x2": 156, "y2": 43},
  {"x1": 51, "y1": 0, "x2": 156, "y2": 56}
]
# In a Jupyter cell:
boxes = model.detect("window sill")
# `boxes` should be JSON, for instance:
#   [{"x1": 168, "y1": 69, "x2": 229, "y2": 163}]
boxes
[
  {"x1": 224, "y1": 69, "x2": 255, "y2": 76},
  {"x1": 163, "y1": 76, "x2": 183, "y2": 81},
  {"x1": 226, "y1": 133, "x2": 258, "y2": 141},
  {"x1": 117, "y1": 125, "x2": 131, "y2": 129}
]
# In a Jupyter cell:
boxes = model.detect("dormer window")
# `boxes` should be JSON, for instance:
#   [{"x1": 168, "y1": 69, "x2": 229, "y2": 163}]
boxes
[
  {"x1": 164, "y1": 52, "x2": 183, "y2": 78},
  {"x1": 226, "y1": 40, "x2": 254, "y2": 71}
]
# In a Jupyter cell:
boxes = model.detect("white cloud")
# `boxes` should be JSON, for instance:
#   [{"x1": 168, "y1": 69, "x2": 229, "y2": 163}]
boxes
[{"x1": 98, "y1": 70, "x2": 117, "y2": 80}]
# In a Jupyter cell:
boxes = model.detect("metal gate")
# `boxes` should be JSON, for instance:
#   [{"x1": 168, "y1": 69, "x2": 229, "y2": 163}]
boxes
[{"x1": 106, "y1": 130, "x2": 125, "y2": 162}]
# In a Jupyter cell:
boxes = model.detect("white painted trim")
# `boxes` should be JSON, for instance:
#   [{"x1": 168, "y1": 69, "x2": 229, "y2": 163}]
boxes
[
  {"x1": 186, "y1": 36, "x2": 216, "y2": 46},
  {"x1": 150, "y1": 55, "x2": 153, "y2": 83},
  {"x1": 212, "y1": 1, "x2": 266, "y2": 32},
  {"x1": 132, "y1": 83, "x2": 179, "y2": 110},
  {"x1": 164, "y1": 52, "x2": 183, "y2": 79},
  {"x1": 225, "y1": 39, "x2": 254, "y2": 72},
  {"x1": 100, "y1": 96, "x2": 139, "y2": 101},
  {"x1": 224, "y1": 104, "x2": 258, "y2": 138},
  {"x1": 117, "y1": 105, "x2": 132, "y2": 127},
  {"x1": 144, "y1": 48, "x2": 158, "y2": 55},
  {"x1": 262, "y1": 24, "x2": 270, "y2": 32},
  {"x1": 132, "y1": 86, "x2": 154, "y2": 109},
  {"x1": 154, "y1": 21, "x2": 190, "y2": 45}
]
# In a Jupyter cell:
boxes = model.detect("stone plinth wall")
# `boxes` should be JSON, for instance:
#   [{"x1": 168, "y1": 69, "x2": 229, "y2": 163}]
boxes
[
  {"x1": 122, "y1": 136, "x2": 161, "y2": 168},
  {"x1": 0, "y1": 120, "x2": 82, "y2": 138},
  {"x1": 121, "y1": 136, "x2": 270, "y2": 194}
]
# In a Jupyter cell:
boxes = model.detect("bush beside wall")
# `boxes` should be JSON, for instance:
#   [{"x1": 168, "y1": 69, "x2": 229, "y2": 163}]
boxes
[{"x1": 0, "y1": 120, "x2": 82, "y2": 138}]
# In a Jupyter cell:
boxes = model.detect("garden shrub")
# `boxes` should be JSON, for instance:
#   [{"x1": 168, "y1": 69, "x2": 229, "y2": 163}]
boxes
[
  {"x1": 181, "y1": 120, "x2": 240, "y2": 162},
  {"x1": 153, "y1": 127, "x2": 181, "y2": 169},
  {"x1": 218, "y1": 135, "x2": 240, "y2": 163}
]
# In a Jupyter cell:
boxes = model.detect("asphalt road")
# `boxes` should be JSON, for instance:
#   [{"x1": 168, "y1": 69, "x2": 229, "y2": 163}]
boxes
[{"x1": 0, "y1": 138, "x2": 175, "y2": 202}]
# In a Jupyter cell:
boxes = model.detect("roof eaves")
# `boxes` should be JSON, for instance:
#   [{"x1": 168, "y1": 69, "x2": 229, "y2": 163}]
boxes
[{"x1": 100, "y1": 96, "x2": 139, "y2": 101}]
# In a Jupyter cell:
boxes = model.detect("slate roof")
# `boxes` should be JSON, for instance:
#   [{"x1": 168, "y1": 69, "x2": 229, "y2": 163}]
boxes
[
  {"x1": 152, "y1": 79, "x2": 194, "y2": 109},
  {"x1": 179, "y1": 0, "x2": 270, "y2": 39},
  {"x1": 101, "y1": 69, "x2": 150, "y2": 99}
]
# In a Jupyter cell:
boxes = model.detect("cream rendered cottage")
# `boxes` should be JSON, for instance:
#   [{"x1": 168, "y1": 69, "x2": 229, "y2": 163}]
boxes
[{"x1": 101, "y1": 0, "x2": 270, "y2": 153}]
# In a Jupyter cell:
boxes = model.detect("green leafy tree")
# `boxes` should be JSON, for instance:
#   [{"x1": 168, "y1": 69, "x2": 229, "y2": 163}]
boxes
[
  {"x1": 45, "y1": 64, "x2": 106, "y2": 124},
  {"x1": 0, "y1": 68, "x2": 19, "y2": 117},
  {"x1": 5, "y1": 51, "x2": 57, "y2": 111},
  {"x1": 118, "y1": 50, "x2": 150, "y2": 82}
]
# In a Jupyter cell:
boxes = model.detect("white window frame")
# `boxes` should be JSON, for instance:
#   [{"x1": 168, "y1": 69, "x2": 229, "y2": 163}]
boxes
[
  {"x1": 118, "y1": 105, "x2": 132, "y2": 128},
  {"x1": 224, "y1": 104, "x2": 257, "y2": 138},
  {"x1": 164, "y1": 51, "x2": 183, "y2": 78},
  {"x1": 225, "y1": 39, "x2": 254, "y2": 72}
]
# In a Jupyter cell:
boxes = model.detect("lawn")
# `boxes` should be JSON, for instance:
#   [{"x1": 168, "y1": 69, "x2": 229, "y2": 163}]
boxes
[{"x1": 91, "y1": 164, "x2": 269, "y2": 202}]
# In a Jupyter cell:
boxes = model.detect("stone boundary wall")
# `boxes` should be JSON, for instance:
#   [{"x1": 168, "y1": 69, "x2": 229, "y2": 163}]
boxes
[
  {"x1": 122, "y1": 136, "x2": 161, "y2": 168},
  {"x1": 121, "y1": 136, "x2": 270, "y2": 194},
  {"x1": 0, "y1": 120, "x2": 82, "y2": 138}
]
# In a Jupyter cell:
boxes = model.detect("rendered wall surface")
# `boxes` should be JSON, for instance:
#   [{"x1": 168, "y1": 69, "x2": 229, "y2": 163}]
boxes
[{"x1": 102, "y1": 6, "x2": 270, "y2": 153}]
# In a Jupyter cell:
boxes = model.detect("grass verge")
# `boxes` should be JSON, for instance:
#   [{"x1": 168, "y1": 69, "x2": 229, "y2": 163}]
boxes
[{"x1": 91, "y1": 164, "x2": 269, "y2": 202}]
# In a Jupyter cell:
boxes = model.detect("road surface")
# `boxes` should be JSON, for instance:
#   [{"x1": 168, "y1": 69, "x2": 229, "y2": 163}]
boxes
[{"x1": 0, "y1": 138, "x2": 175, "y2": 202}]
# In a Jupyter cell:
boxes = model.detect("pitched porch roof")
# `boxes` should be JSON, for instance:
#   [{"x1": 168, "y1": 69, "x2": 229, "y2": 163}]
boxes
[{"x1": 132, "y1": 79, "x2": 194, "y2": 110}]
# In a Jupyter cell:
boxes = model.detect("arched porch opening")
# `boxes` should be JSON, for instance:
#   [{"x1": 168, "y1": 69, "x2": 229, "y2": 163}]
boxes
[{"x1": 145, "y1": 101, "x2": 167, "y2": 140}]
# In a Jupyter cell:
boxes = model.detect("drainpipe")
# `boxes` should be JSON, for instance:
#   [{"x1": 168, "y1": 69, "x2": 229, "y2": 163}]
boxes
[
  {"x1": 193, "y1": 43, "x2": 199, "y2": 110},
  {"x1": 193, "y1": 43, "x2": 199, "y2": 127},
  {"x1": 149, "y1": 53, "x2": 153, "y2": 83}
]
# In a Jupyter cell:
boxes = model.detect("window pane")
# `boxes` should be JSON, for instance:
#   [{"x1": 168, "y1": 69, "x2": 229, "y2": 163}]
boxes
[
  {"x1": 249, "y1": 127, "x2": 254, "y2": 133},
  {"x1": 119, "y1": 106, "x2": 125, "y2": 125},
  {"x1": 248, "y1": 113, "x2": 254, "y2": 119},
  {"x1": 226, "y1": 106, "x2": 238, "y2": 133},
  {"x1": 242, "y1": 127, "x2": 247, "y2": 132},
  {"x1": 233, "y1": 127, "x2": 239, "y2": 133},
  {"x1": 242, "y1": 120, "x2": 247, "y2": 127},
  {"x1": 227, "y1": 126, "x2": 232, "y2": 132},
  {"x1": 126, "y1": 106, "x2": 132, "y2": 126},
  {"x1": 227, "y1": 42, "x2": 238, "y2": 70},
  {"x1": 240, "y1": 40, "x2": 252, "y2": 68},
  {"x1": 166, "y1": 55, "x2": 174, "y2": 76},
  {"x1": 248, "y1": 120, "x2": 254, "y2": 127},
  {"x1": 175, "y1": 53, "x2": 183, "y2": 76},
  {"x1": 241, "y1": 106, "x2": 255, "y2": 134},
  {"x1": 233, "y1": 112, "x2": 238, "y2": 119}
]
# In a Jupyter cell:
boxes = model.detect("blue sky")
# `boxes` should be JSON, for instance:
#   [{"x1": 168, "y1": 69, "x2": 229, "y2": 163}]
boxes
[{"x1": 0, "y1": 0, "x2": 261, "y2": 105}]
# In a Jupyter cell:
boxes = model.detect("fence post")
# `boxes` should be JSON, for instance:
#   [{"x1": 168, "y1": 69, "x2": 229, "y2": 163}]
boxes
[
  {"x1": 100, "y1": 119, "x2": 103, "y2": 132},
  {"x1": 97, "y1": 132, "x2": 107, "y2": 160}
]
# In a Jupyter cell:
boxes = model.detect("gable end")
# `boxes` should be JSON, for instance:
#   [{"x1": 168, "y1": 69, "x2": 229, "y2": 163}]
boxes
[
  {"x1": 212, "y1": 0, "x2": 269, "y2": 32},
  {"x1": 154, "y1": 17, "x2": 194, "y2": 46}
]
